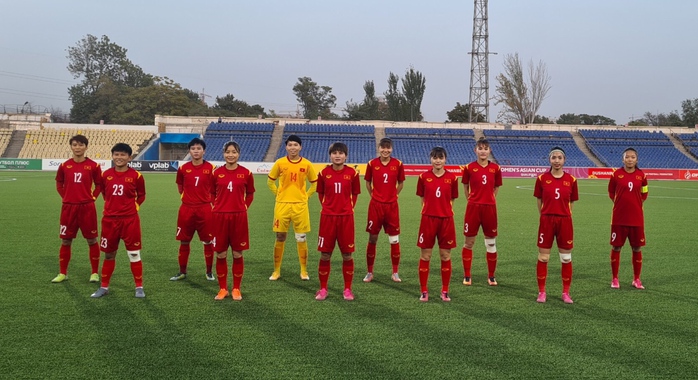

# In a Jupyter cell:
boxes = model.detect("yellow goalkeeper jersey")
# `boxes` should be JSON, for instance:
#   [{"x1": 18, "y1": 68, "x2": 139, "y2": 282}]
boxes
[{"x1": 268, "y1": 156, "x2": 318, "y2": 203}]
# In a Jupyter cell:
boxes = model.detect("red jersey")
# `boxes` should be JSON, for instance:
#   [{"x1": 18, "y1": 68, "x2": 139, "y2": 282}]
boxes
[
  {"x1": 534, "y1": 171, "x2": 578, "y2": 216},
  {"x1": 364, "y1": 157, "x2": 405, "y2": 203},
  {"x1": 608, "y1": 167, "x2": 648, "y2": 227},
  {"x1": 212, "y1": 165, "x2": 255, "y2": 213},
  {"x1": 462, "y1": 160, "x2": 502, "y2": 205},
  {"x1": 102, "y1": 168, "x2": 146, "y2": 217},
  {"x1": 55, "y1": 158, "x2": 102, "y2": 204},
  {"x1": 176, "y1": 161, "x2": 215, "y2": 206},
  {"x1": 416, "y1": 170, "x2": 459, "y2": 217},
  {"x1": 317, "y1": 165, "x2": 361, "y2": 216}
]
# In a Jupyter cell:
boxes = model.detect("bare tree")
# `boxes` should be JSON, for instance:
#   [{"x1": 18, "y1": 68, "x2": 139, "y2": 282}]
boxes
[{"x1": 494, "y1": 53, "x2": 551, "y2": 124}]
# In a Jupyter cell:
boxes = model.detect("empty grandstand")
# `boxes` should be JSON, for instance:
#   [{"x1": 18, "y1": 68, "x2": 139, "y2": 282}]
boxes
[
  {"x1": 0, "y1": 129, "x2": 12, "y2": 156},
  {"x1": 203, "y1": 121, "x2": 274, "y2": 162},
  {"x1": 676, "y1": 132, "x2": 698, "y2": 159},
  {"x1": 275, "y1": 123, "x2": 375, "y2": 163},
  {"x1": 580, "y1": 129, "x2": 697, "y2": 168},
  {"x1": 483, "y1": 129, "x2": 595, "y2": 167},
  {"x1": 384, "y1": 127, "x2": 475, "y2": 164},
  {"x1": 18, "y1": 128, "x2": 153, "y2": 159}
]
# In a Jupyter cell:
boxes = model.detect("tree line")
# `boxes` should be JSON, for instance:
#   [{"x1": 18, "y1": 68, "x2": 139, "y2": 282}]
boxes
[{"x1": 65, "y1": 35, "x2": 698, "y2": 127}]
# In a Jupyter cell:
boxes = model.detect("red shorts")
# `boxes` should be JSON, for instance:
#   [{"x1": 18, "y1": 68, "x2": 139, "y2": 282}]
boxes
[
  {"x1": 366, "y1": 200, "x2": 400, "y2": 235},
  {"x1": 463, "y1": 202, "x2": 498, "y2": 237},
  {"x1": 418, "y1": 215, "x2": 457, "y2": 249},
  {"x1": 59, "y1": 202, "x2": 98, "y2": 239},
  {"x1": 318, "y1": 214, "x2": 355, "y2": 253},
  {"x1": 537, "y1": 215, "x2": 574, "y2": 250},
  {"x1": 212, "y1": 212, "x2": 250, "y2": 253},
  {"x1": 100, "y1": 214, "x2": 142, "y2": 253},
  {"x1": 176, "y1": 204, "x2": 213, "y2": 242},
  {"x1": 610, "y1": 225, "x2": 646, "y2": 248}
]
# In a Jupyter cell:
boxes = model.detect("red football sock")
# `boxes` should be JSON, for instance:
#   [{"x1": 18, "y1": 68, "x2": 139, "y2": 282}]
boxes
[
  {"x1": 632, "y1": 251, "x2": 643, "y2": 281},
  {"x1": 536, "y1": 260, "x2": 548, "y2": 293},
  {"x1": 487, "y1": 252, "x2": 498, "y2": 278},
  {"x1": 101, "y1": 258, "x2": 115, "y2": 288},
  {"x1": 232, "y1": 256, "x2": 244, "y2": 290},
  {"x1": 461, "y1": 247, "x2": 473, "y2": 278},
  {"x1": 216, "y1": 256, "x2": 228, "y2": 290},
  {"x1": 58, "y1": 245, "x2": 71, "y2": 275},
  {"x1": 390, "y1": 243, "x2": 401, "y2": 273},
  {"x1": 130, "y1": 260, "x2": 143, "y2": 288},
  {"x1": 178, "y1": 244, "x2": 191, "y2": 273},
  {"x1": 88, "y1": 243, "x2": 100, "y2": 274},
  {"x1": 610, "y1": 250, "x2": 620, "y2": 279},
  {"x1": 419, "y1": 259, "x2": 430, "y2": 293},
  {"x1": 204, "y1": 243, "x2": 214, "y2": 273},
  {"x1": 561, "y1": 261, "x2": 572, "y2": 294},
  {"x1": 343, "y1": 258, "x2": 354, "y2": 290},
  {"x1": 318, "y1": 259, "x2": 331, "y2": 290},
  {"x1": 441, "y1": 259, "x2": 452, "y2": 293},
  {"x1": 366, "y1": 242, "x2": 376, "y2": 273}
]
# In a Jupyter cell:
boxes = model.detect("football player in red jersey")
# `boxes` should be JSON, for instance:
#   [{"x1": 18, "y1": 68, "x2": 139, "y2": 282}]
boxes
[
  {"x1": 461, "y1": 137, "x2": 503, "y2": 287},
  {"x1": 211, "y1": 141, "x2": 255, "y2": 301},
  {"x1": 91, "y1": 143, "x2": 146, "y2": 298},
  {"x1": 52, "y1": 135, "x2": 103, "y2": 284},
  {"x1": 170, "y1": 138, "x2": 216, "y2": 282},
  {"x1": 416, "y1": 147, "x2": 459, "y2": 302},
  {"x1": 363, "y1": 137, "x2": 405, "y2": 283},
  {"x1": 533, "y1": 147, "x2": 579, "y2": 304},
  {"x1": 314, "y1": 142, "x2": 361, "y2": 301},
  {"x1": 608, "y1": 148, "x2": 648, "y2": 290}
]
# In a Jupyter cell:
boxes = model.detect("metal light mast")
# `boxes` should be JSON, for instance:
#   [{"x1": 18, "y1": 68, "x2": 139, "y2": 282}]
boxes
[{"x1": 468, "y1": 0, "x2": 491, "y2": 122}]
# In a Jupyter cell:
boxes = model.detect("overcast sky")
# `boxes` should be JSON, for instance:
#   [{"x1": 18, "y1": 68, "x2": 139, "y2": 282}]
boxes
[{"x1": 1, "y1": 0, "x2": 697, "y2": 125}]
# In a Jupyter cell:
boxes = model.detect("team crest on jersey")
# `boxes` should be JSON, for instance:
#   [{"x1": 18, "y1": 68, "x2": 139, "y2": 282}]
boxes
[
  {"x1": 237, "y1": 174, "x2": 246, "y2": 178},
  {"x1": 390, "y1": 166, "x2": 397, "y2": 171},
  {"x1": 444, "y1": 179, "x2": 452, "y2": 184},
  {"x1": 85, "y1": 165, "x2": 92, "y2": 169},
  {"x1": 489, "y1": 168, "x2": 496, "y2": 173},
  {"x1": 203, "y1": 170, "x2": 210, "y2": 174},
  {"x1": 344, "y1": 175, "x2": 351, "y2": 180},
  {"x1": 563, "y1": 181, "x2": 570, "y2": 186},
  {"x1": 300, "y1": 168, "x2": 306, "y2": 172},
  {"x1": 636, "y1": 175, "x2": 642, "y2": 180},
  {"x1": 125, "y1": 177, "x2": 134, "y2": 183}
]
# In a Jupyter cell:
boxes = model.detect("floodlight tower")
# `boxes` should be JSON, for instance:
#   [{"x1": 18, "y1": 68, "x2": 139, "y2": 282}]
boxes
[{"x1": 468, "y1": 0, "x2": 493, "y2": 122}]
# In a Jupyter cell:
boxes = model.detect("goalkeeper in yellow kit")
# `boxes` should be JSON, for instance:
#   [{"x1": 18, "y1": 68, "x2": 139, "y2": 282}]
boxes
[{"x1": 267, "y1": 135, "x2": 318, "y2": 281}]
